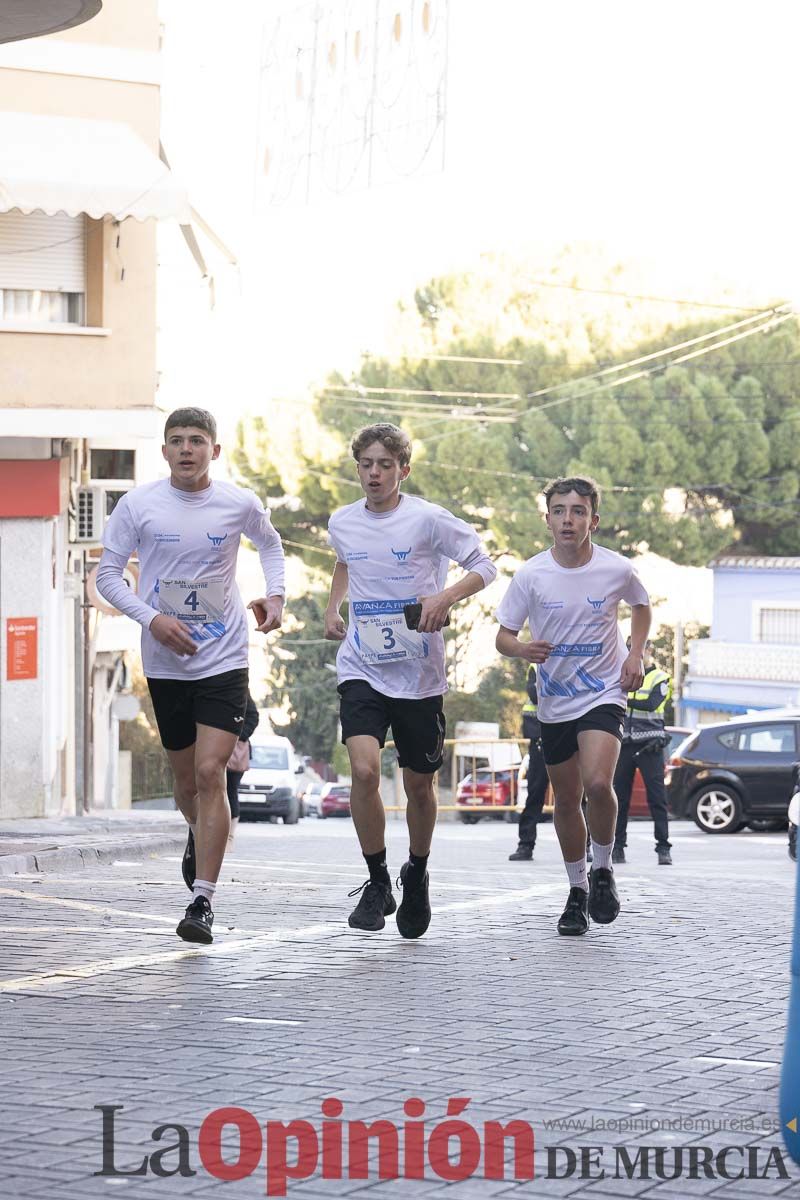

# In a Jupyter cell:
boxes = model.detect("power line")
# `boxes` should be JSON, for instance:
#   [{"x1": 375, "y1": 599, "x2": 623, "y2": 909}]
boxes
[{"x1": 513, "y1": 278, "x2": 770, "y2": 313}]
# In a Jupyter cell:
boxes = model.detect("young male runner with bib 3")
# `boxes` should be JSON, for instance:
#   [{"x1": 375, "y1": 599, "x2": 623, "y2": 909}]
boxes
[
  {"x1": 324, "y1": 423, "x2": 496, "y2": 938},
  {"x1": 96, "y1": 408, "x2": 285, "y2": 944},
  {"x1": 495, "y1": 476, "x2": 651, "y2": 936}
]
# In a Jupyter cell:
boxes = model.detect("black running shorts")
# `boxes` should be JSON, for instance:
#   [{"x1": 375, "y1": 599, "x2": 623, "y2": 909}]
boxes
[
  {"x1": 337, "y1": 679, "x2": 446, "y2": 774},
  {"x1": 540, "y1": 703, "x2": 625, "y2": 766},
  {"x1": 147, "y1": 668, "x2": 249, "y2": 752}
]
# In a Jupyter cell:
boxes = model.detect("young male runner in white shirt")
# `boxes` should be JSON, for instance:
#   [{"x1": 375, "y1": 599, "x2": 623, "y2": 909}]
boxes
[
  {"x1": 495, "y1": 476, "x2": 651, "y2": 936},
  {"x1": 324, "y1": 423, "x2": 496, "y2": 938},
  {"x1": 96, "y1": 407, "x2": 285, "y2": 944}
]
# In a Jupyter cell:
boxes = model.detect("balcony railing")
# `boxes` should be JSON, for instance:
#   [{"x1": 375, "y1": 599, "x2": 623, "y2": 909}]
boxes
[{"x1": 688, "y1": 640, "x2": 800, "y2": 682}]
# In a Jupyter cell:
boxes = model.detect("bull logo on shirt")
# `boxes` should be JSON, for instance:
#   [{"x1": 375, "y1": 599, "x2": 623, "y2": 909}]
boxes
[
  {"x1": 391, "y1": 547, "x2": 411, "y2": 562},
  {"x1": 587, "y1": 596, "x2": 606, "y2": 612},
  {"x1": 207, "y1": 533, "x2": 228, "y2": 547}
]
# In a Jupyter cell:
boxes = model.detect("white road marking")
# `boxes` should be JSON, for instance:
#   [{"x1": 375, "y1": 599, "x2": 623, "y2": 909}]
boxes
[
  {"x1": 0, "y1": 883, "x2": 558, "y2": 994},
  {"x1": 225, "y1": 1016, "x2": 302, "y2": 1026},
  {"x1": 694, "y1": 1056, "x2": 779, "y2": 1068}
]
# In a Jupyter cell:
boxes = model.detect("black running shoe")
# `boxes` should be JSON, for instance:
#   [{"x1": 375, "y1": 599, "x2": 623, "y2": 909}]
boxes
[
  {"x1": 557, "y1": 887, "x2": 589, "y2": 936},
  {"x1": 396, "y1": 863, "x2": 431, "y2": 940},
  {"x1": 588, "y1": 867, "x2": 620, "y2": 924},
  {"x1": 181, "y1": 828, "x2": 196, "y2": 891},
  {"x1": 347, "y1": 879, "x2": 396, "y2": 931},
  {"x1": 176, "y1": 895, "x2": 214, "y2": 944}
]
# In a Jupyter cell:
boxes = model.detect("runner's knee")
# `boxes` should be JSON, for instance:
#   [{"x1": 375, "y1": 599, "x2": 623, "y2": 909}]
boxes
[{"x1": 350, "y1": 759, "x2": 381, "y2": 791}]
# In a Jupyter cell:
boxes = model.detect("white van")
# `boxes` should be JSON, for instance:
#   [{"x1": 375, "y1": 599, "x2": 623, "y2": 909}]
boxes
[{"x1": 237, "y1": 734, "x2": 304, "y2": 824}]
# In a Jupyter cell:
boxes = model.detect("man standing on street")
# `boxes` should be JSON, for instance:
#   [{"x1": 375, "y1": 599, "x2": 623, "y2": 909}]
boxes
[
  {"x1": 613, "y1": 638, "x2": 673, "y2": 865},
  {"x1": 495, "y1": 475, "x2": 651, "y2": 937},
  {"x1": 96, "y1": 407, "x2": 285, "y2": 944},
  {"x1": 324, "y1": 422, "x2": 496, "y2": 939},
  {"x1": 508, "y1": 664, "x2": 549, "y2": 862}
]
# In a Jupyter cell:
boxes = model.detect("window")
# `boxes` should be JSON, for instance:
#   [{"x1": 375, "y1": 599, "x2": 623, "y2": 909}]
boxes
[
  {"x1": 717, "y1": 730, "x2": 737, "y2": 748},
  {"x1": 757, "y1": 606, "x2": 800, "y2": 645},
  {"x1": 0, "y1": 211, "x2": 86, "y2": 326},
  {"x1": 91, "y1": 449, "x2": 135, "y2": 481},
  {"x1": 249, "y1": 746, "x2": 289, "y2": 770},
  {"x1": 736, "y1": 724, "x2": 796, "y2": 754}
]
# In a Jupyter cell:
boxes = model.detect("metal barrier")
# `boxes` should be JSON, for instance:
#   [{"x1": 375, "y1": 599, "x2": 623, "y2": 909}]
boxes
[{"x1": 379, "y1": 737, "x2": 553, "y2": 817}]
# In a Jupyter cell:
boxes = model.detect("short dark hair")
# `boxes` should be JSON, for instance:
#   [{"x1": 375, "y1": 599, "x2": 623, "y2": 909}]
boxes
[
  {"x1": 351, "y1": 423, "x2": 412, "y2": 468},
  {"x1": 164, "y1": 407, "x2": 217, "y2": 443},
  {"x1": 543, "y1": 475, "x2": 600, "y2": 515}
]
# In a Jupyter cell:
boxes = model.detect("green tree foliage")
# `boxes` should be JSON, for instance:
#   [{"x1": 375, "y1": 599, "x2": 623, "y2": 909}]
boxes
[
  {"x1": 265, "y1": 590, "x2": 340, "y2": 761},
  {"x1": 233, "y1": 282, "x2": 800, "y2": 566}
]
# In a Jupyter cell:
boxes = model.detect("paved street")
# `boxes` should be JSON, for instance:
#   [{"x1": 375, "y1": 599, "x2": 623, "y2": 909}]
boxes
[{"x1": 2, "y1": 815, "x2": 800, "y2": 1198}]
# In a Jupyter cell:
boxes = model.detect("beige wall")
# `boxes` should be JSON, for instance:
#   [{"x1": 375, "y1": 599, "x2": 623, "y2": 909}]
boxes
[{"x1": 0, "y1": 0, "x2": 161, "y2": 412}]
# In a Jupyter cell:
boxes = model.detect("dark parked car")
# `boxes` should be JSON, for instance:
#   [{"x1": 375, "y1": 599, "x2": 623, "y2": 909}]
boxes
[
  {"x1": 628, "y1": 725, "x2": 692, "y2": 817},
  {"x1": 666, "y1": 712, "x2": 799, "y2": 834}
]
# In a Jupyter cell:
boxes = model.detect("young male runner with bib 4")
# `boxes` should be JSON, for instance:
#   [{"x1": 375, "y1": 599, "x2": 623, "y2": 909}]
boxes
[
  {"x1": 97, "y1": 408, "x2": 285, "y2": 944},
  {"x1": 325, "y1": 424, "x2": 496, "y2": 938},
  {"x1": 495, "y1": 476, "x2": 651, "y2": 936}
]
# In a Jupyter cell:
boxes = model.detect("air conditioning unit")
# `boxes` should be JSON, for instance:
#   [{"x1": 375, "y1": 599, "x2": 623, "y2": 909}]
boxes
[{"x1": 72, "y1": 485, "x2": 131, "y2": 544}]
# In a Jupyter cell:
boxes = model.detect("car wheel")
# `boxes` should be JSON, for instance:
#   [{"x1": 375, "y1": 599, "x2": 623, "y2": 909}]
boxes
[
  {"x1": 692, "y1": 785, "x2": 743, "y2": 834},
  {"x1": 746, "y1": 817, "x2": 788, "y2": 833},
  {"x1": 459, "y1": 813, "x2": 480, "y2": 824}
]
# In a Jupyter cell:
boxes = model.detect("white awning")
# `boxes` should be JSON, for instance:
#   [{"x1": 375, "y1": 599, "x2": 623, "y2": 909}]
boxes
[{"x1": 0, "y1": 112, "x2": 190, "y2": 222}]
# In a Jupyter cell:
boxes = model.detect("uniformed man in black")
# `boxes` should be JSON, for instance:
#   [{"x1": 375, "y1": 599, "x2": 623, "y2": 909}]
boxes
[
  {"x1": 509, "y1": 665, "x2": 549, "y2": 860},
  {"x1": 612, "y1": 638, "x2": 673, "y2": 865}
]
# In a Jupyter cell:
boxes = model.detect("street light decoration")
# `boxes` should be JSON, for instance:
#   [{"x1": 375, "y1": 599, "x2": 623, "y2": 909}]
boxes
[{"x1": 257, "y1": 0, "x2": 449, "y2": 206}]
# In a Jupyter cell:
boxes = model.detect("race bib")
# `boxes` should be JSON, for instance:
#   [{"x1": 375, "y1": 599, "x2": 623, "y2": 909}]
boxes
[
  {"x1": 159, "y1": 577, "x2": 226, "y2": 640},
  {"x1": 352, "y1": 598, "x2": 428, "y2": 664}
]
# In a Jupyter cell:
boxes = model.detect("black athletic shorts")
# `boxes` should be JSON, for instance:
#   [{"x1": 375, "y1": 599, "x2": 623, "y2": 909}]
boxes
[
  {"x1": 540, "y1": 703, "x2": 625, "y2": 766},
  {"x1": 337, "y1": 679, "x2": 446, "y2": 775},
  {"x1": 147, "y1": 668, "x2": 249, "y2": 752}
]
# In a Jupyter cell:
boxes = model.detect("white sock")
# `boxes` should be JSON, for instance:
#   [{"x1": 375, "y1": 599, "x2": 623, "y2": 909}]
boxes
[
  {"x1": 591, "y1": 840, "x2": 614, "y2": 870},
  {"x1": 565, "y1": 858, "x2": 589, "y2": 892},
  {"x1": 193, "y1": 879, "x2": 216, "y2": 905}
]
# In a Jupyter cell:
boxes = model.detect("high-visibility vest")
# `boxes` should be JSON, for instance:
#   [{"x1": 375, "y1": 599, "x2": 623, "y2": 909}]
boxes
[
  {"x1": 626, "y1": 667, "x2": 671, "y2": 741},
  {"x1": 522, "y1": 664, "x2": 538, "y2": 716}
]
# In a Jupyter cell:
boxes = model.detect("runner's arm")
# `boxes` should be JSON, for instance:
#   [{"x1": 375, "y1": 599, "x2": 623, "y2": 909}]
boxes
[
  {"x1": 324, "y1": 561, "x2": 348, "y2": 641},
  {"x1": 95, "y1": 550, "x2": 197, "y2": 656},
  {"x1": 418, "y1": 522, "x2": 497, "y2": 633},
  {"x1": 496, "y1": 625, "x2": 553, "y2": 663},
  {"x1": 244, "y1": 503, "x2": 286, "y2": 633},
  {"x1": 620, "y1": 602, "x2": 651, "y2": 691}
]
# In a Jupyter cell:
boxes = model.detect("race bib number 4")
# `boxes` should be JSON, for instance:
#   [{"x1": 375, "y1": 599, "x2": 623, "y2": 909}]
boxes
[
  {"x1": 352, "y1": 598, "x2": 428, "y2": 664},
  {"x1": 159, "y1": 577, "x2": 226, "y2": 641}
]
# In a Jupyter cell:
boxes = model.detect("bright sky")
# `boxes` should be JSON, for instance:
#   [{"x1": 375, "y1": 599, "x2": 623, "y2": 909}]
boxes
[{"x1": 157, "y1": 0, "x2": 800, "y2": 423}]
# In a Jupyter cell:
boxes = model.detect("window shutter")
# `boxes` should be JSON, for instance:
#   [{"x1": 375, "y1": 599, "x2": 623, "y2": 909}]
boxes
[{"x1": 0, "y1": 211, "x2": 86, "y2": 292}]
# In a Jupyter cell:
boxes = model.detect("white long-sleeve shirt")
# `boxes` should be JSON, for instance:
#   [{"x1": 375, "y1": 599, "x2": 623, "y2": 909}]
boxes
[
  {"x1": 97, "y1": 478, "x2": 285, "y2": 681},
  {"x1": 327, "y1": 493, "x2": 496, "y2": 699}
]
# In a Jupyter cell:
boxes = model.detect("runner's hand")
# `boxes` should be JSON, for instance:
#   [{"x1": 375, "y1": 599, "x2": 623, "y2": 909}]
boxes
[
  {"x1": 417, "y1": 593, "x2": 452, "y2": 633},
  {"x1": 518, "y1": 640, "x2": 553, "y2": 664},
  {"x1": 249, "y1": 596, "x2": 283, "y2": 634},
  {"x1": 149, "y1": 614, "x2": 197, "y2": 656},
  {"x1": 619, "y1": 652, "x2": 644, "y2": 691},
  {"x1": 324, "y1": 609, "x2": 347, "y2": 641}
]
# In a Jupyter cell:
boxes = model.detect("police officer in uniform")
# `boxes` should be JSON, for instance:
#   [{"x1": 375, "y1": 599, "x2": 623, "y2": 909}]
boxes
[
  {"x1": 509, "y1": 665, "x2": 550, "y2": 861},
  {"x1": 613, "y1": 638, "x2": 673, "y2": 865}
]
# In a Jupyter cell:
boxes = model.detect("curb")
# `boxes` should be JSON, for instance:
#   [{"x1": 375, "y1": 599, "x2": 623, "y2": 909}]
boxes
[{"x1": 0, "y1": 833, "x2": 187, "y2": 878}]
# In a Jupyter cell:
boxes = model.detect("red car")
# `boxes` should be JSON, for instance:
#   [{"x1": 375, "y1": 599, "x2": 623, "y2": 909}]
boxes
[
  {"x1": 456, "y1": 769, "x2": 518, "y2": 824},
  {"x1": 319, "y1": 783, "x2": 351, "y2": 819},
  {"x1": 629, "y1": 726, "x2": 692, "y2": 817}
]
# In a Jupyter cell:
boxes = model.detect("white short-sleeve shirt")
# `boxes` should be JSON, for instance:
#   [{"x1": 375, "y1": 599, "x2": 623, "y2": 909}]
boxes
[
  {"x1": 328, "y1": 494, "x2": 493, "y2": 699},
  {"x1": 495, "y1": 543, "x2": 650, "y2": 722}
]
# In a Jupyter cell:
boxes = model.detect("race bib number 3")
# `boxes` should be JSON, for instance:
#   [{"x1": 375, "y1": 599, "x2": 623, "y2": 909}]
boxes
[
  {"x1": 352, "y1": 598, "x2": 428, "y2": 664},
  {"x1": 159, "y1": 577, "x2": 226, "y2": 641}
]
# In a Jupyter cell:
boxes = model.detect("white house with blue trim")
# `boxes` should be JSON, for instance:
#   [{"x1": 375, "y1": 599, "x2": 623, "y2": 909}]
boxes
[{"x1": 679, "y1": 556, "x2": 800, "y2": 724}]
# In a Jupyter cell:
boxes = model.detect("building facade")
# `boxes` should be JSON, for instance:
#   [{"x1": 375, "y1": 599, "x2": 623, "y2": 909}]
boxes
[
  {"x1": 0, "y1": 0, "x2": 187, "y2": 817},
  {"x1": 679, "y1": 556, "x2": 800, "y2": 726}
]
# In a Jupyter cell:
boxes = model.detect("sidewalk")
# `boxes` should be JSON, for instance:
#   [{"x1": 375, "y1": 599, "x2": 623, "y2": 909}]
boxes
[{"x1": 0, "y1": 808, "x2": 187, "y2": 876}]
